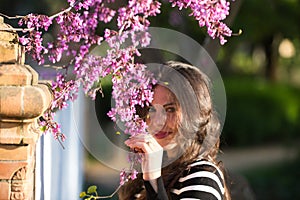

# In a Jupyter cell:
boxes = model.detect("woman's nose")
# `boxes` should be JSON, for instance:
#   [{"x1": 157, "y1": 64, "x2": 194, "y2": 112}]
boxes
[
  {"x1": 151, "y1": 111, "x2": 165, "y2": 127},
  {"x1": 148, "y1": 105, "x2": 167, "y2": 130}
]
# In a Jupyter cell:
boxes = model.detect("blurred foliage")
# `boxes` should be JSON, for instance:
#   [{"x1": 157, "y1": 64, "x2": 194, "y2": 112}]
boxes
[
  {"x1": 242, "y1": 153, "x2": 300, "y2": 200},
  {"x1": 222, "y1": 76, "x2": 300, "y2": 147},
  {"x1": 217, "y1": 0, "x2": 300, "y2": 81},
  {"x1": 231, "y1": 0, "x2": 300, "y2": 42},
  {"x1": 149, "y1": 1, "x2": 207, "y2": 43},
  {"x1": 216, "y1": 0, "x2": 300, "y2": 148},
  {"x1": 0, "y1": 0, "x2": 68, "y2": 24}
]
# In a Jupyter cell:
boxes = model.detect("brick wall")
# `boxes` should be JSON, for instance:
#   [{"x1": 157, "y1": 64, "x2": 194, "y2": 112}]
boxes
[{"x1": 0, "y1": 16, "x2": 52, "y2": 200}]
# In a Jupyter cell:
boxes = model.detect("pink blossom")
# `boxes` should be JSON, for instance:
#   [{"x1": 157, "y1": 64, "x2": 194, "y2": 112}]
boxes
[
  {"x1": 15, "y1": 0, "x2": 233, "y2": 187},
  {"x1": 169, "y1": 0, "x2": 232, "y2": 43}
]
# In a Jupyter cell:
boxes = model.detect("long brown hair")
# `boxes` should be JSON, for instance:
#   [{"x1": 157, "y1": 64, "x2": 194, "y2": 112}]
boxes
[{"x1": 119, "y1": 61, "x2": 231, "y2": 200}]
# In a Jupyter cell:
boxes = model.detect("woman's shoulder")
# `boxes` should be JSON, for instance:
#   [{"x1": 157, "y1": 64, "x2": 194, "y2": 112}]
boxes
[
  {"x1": 186, "y1": 159, "x2": 225, "y2": 180},
  {"x1": 171, "y1": 159, "x2": 225, "y2": 200}
]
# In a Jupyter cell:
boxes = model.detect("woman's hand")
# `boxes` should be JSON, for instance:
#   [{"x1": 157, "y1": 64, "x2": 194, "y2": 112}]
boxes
[{"x1": 125, "y1": 134, "x2": 163, "y2": 180}]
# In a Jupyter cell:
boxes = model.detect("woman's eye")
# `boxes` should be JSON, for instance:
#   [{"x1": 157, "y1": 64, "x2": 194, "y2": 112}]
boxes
[
  {"x1": 148, "y1": 106, "x2": 156, "y2": 113},
  {"x1": 165, "y1": 107, "x2": 176, "y2": 113}
]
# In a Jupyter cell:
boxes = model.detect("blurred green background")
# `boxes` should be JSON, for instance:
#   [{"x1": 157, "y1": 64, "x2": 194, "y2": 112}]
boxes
[{"x1": 2, "y1": 0, "x2": 300, "y2": 199}]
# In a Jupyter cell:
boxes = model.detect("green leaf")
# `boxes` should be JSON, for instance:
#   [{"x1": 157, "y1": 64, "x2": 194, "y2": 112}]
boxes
[
  {"x1": 87, "y1": 185, "x2": 97, "y2": 194},
  {"x1": 40, "y1": 126, "x2": 46, "y2": 132},
  {"x1": 79, "y1": 192, "x2": 86, "y2": 198}
]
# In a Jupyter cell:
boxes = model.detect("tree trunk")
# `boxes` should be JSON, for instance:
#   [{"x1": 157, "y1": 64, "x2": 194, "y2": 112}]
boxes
[{"x1": 264, "y1": 34, "x2": 281, "y2": 81}]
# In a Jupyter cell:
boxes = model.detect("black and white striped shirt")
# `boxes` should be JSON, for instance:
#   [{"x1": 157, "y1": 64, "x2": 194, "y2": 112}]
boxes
[{"x1": 144, "y1": 159, "x2": 225, "y2": 200}]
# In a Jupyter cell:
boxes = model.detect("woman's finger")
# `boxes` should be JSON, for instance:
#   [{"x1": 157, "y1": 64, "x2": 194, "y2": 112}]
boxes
[
  {"x1": 125, "y1": 141, "x2": 152, "y2": 153},
  {"x1": 127, "y1": 134, "x2": 161, "y2": 147}
]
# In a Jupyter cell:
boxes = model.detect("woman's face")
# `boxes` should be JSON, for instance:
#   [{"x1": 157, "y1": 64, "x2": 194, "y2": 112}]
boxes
[{"x1": 146, "y1": 85, "x2": 179, "y2": 148}]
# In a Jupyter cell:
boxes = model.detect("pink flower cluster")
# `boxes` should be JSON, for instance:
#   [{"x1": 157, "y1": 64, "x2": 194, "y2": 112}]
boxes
[
  {"x1": 50, "y1": 73, "x2": 79, "y2": 111},
  {"x1": 15, "y1": 0, "x2": 233, "y2": 185},
  {"x1": 120, "y1": 168, "x2": 138, "y2": 186},
  {"x1": 39, "y1": 111, "x2": 65, "y2": 141},
  {"x1": 120, "y1": 152, "x2": 142, "y2": 185},
  {"x1": 39, "y1": 73, "x2": 79, "y2": 143},
  {"x1": 169, "y1": 0, "x2": 232, "y2": 44},
  {"x1": 18, "y1": 14, "x2": 52, "y2": 64}
]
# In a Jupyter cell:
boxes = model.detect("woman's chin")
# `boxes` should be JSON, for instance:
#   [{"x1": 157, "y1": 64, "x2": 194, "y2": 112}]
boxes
[
  {"x1": 157, "y1": 137, "x2": 176, "y2": 149},
  {"x1": 163, "y1": 142, "x2": 177, "y2": 150}
]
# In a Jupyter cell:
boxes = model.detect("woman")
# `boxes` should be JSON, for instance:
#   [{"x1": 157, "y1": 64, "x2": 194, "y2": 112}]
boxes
[{"x1": 120, "y1": 61, "x2": 231, "y2": 200}]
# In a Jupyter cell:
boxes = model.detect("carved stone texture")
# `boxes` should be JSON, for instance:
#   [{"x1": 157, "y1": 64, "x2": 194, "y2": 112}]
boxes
[
  {"x1": 0, "y1": 162, "x2": 27, "y2": 180},
  {"x1": 11, "y1": 187, "x2": 25, "y2": 200},
  {"x1": 0, "y1": 85, "x2": 52, "y2": 121},
  {"x1": 11, "y1": 181, "x2": 24, "y2": 192},
  {"x1": 10, "y1": 166, "x2": 34, "y2": 200},
  {"x1": 12, "y1": 167, "x2": 27, "y2": 180},
  {"x1": 0, "y1": 64, "x2": 38, "y2": 86},
  {"x1": 0, "y1": 122, "x2": 24, "y2": 144},
  {"x1": 11, "y1": 177, "x2": 26, "y2": 199},
  {"x1": 0, "y1": 122, "x2": 39, "y2": 145},
  {"x1": 0, "y1": 17, "x2": 52, "y2": 123},
  {"x1": 0, "y1": 16, "x2": 52, "y2": 200},
  {"x1": 0, "y1": 16, "x2": 24, "y2": 64},
  {"x1": 0, "y1": 144, "x2": 29, "y2": 161}
]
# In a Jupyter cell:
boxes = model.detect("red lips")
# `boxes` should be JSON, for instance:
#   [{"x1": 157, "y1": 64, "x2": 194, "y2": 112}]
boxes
[{"x1": 154, "y1": 131, "x2": 171, "y2": 139}]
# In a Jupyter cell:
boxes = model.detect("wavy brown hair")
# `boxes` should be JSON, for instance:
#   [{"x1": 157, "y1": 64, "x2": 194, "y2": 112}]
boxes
[{"x1": 119, "y1": 61, "x2": 231, "y2": 200}]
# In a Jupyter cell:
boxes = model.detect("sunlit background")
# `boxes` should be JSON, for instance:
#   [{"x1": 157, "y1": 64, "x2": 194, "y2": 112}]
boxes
[{"x1": 1, "y1": 0, "x2": 300, "y2": 199}]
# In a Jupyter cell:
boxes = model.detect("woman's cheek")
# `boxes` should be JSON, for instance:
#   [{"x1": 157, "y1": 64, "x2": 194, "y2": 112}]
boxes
[{"x1": 168, "y1": 115, "x2": 178, "y2": 128}]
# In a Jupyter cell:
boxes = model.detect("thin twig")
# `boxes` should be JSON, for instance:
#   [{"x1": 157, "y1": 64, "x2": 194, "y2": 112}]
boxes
[
  {"x1": 49, "y1": 6, "x2": 72, "y2": 19},
  {"x1": 0, "y1": 6, "x2": 72, "y2": 22},
  {"x1": 0, "y1": 0, "x2": 80, "y2": 31},
  {"x1": 42, "y1": 64, "x2": 66, "y2": 69},
  {"x1": 57, "y1": 136, "x2": 65, "y2": 149},
  {"x1": 49, "y1": 0, "x2": 82, "y2": 19},
  {"x1": 94, "y1": 184, "x2": 122, "y2": 199},
  {"x1": 0, "y1": 13, "x2": 24, "y2": 19},
  {"x1": 0, "y1": 27, "x2": 34, "y2": 32}
]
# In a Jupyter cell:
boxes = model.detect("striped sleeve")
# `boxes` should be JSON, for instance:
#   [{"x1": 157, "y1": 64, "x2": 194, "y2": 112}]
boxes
[{"x1": 171, "y1": 160, "x2": 225, "y2": 200}]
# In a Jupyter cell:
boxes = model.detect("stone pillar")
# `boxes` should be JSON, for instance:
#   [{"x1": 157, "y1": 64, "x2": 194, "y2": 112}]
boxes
[{"x1": 0, "y1": 16, "x2": 52, "y2": 200}]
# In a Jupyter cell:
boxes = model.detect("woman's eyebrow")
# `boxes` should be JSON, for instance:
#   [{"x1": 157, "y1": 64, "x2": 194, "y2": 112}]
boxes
[{"x1": 163, "y1": 102, "x2": 176, "y2": 107}]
